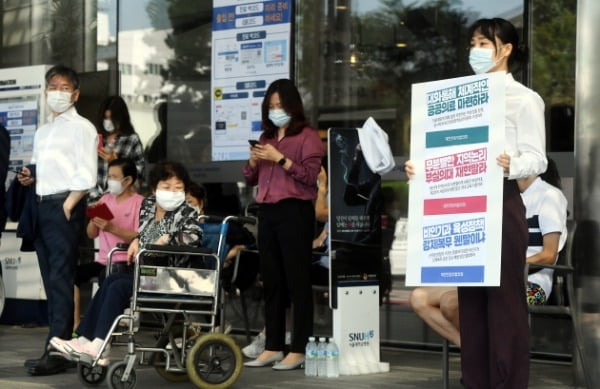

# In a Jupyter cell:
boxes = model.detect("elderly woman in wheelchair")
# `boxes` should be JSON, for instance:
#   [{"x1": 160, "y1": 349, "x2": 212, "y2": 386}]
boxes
[
  {"x1": 49, "y1": 162, "x2": 213, "y2": 383},
  {"x1": 51, "y1": 161, "x2": 201, "y2": 358}
]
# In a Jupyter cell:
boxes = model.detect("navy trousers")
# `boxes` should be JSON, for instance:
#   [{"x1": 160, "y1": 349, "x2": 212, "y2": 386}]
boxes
[
  {"x1": 35, "y1": 197, "x2": 85, "y2": 346},
  {"x1": 258, "y1": 199, "x2": 314, "y2": 354},
  {"x1": 76, "y1": 272, "x2": 133, "y2": 340},
  {"x1": 458, "y1": 179, "x2": 530, "y2": 389}
]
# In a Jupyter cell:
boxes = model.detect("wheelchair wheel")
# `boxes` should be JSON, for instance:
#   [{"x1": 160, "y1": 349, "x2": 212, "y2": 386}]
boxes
[
  {"x1": 107, "y1": 361, "x2": 137, "y2": 389},
  {"x1": 152, "y1": 327, "x2": 197, "y2": 382},
  {"x1": 77, "y1": 363, "x2": 107, "y2": 387},
  {"x1": 186, "y1": 333, "x2": 242, "y2": 389}
]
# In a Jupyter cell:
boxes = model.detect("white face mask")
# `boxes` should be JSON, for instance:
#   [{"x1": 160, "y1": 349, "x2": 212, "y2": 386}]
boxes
[
  {"x1": 155, "y1": 189, "x2": 186, "y2": 212},
  {"x1": 468, "y1": 47, "x2": 499, "y2": 74},
  {"x1": 103, "y1": 119, "x2": 115, "y2": 132},
  {"x1": 107, "y1": 178, "x2": 126, "y2": 195},
  {"x1": 47, "y1": 91, "x2": 73, "y2": 113},
  {"x1": 268, "y1": 109, "x2": 292, "y2": 128}
]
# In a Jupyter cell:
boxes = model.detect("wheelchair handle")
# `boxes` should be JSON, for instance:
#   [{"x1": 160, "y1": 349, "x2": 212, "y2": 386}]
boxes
[{"x1": 235, "y1": 216, "x2": 257, "y2": 225}]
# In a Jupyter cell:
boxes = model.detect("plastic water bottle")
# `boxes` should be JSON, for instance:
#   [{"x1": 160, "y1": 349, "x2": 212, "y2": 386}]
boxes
[
  {"x1": 317, "y1": 336, "x2": 327, "y2": 377},
  {"x1": 326, "y1": 338, "x2": 339, "y2": 378},
  {"x1": 304, "y1": 336, "x2": 318, "y2": 376}
]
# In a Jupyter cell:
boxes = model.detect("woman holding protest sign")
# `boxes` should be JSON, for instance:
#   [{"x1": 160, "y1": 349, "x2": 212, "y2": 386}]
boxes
[{"x1": 406, "y1": 18, "x2": 546, "y2": 388}]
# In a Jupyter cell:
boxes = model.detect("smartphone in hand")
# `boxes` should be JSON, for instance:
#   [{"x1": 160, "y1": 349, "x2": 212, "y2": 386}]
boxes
[
  {"x1": 248, "y1": 139, "x2": 260, "y2": 147},
  {"x1": 10, "y1": 168, "x2": 31, "y2": 178},
  {"x1": 97, "y1": 134, "x2": 104, "y2": 151}
]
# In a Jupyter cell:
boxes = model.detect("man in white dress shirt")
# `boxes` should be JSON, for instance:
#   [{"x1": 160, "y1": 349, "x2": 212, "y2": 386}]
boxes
[{"x1": 18, "y1": 65, "x2": 97, "y2": 376}]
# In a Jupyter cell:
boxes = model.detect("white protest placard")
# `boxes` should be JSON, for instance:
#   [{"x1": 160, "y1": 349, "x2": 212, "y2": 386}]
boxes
[
  {"x1": 406, "y1": 72, "x2": 505, "y2": 286},
  {"x1": 211, "y1": 0, "x2": 292, "y2": 161}
]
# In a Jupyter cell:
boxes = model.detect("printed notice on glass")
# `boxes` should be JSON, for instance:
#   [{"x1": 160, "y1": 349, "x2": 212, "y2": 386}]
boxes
[
  {"x1": 211, "y1": 0, "x2": 292, "y2": 161},
  {"x1": 0, "y1": 97, "x2": 38, "y2": 170},
  {"x1": 406, "y1": 73, "x2": 506, "y2": 286}
]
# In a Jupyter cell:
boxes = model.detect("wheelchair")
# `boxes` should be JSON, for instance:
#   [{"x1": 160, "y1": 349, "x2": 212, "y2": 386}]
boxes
[{"x1": 75, "y1": 215, "x2": 255, "y2": 389}]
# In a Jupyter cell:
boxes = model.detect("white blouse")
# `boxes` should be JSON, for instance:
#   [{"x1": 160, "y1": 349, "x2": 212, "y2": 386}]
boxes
[{"x1": 504, "y1": 72, "x2": 547, "y2": 179}]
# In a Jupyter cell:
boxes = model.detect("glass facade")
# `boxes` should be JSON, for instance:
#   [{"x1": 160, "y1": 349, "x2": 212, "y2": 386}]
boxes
[
  {"x1": 1, "y1": 0, "x2": 576, "y2": 171},
  {"x1": 0, "y1": 0, "x2": 581, "y2": 354},
  {"x1": 297, "y1": 0, "x2": 523, "y2": 156}
]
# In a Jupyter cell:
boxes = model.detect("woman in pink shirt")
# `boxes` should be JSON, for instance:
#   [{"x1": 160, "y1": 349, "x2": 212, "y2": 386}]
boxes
[
  {"x1": 74, "y1": 158, "x2": 144, "y2": 329},
  {"x1": 243, "y1": 79, "x2": 323, "y2": 370}
]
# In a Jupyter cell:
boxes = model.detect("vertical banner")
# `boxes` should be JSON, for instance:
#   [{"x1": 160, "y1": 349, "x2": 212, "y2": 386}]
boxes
[
  {"x1": 211, "y1": 0, "x2": 292, "y2": 161},
  {"x1": 406, "y1": 73, "x2": 505, "y2": 287},
  {"x1": 329, "y1": 129, "x2": 388, "y2": 374},
  {"x1": 328, "y1": 128, "x2": 382, "y2": 307}
]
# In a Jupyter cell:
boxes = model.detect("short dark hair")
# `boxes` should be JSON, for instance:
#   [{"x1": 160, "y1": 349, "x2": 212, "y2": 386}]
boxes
[
  {"x1": 468, "y1": 18, "x2": 527, "y2": 71},
  {"x1": 261, "y1": 79, "x2": 308, "y2": 138},
  {"x1": 108, "y1": 157, "x2": 138, "y2": 184},
  {"x1": 540, "y1": 157, "x2": 562, "y2": 190},
  {"x1": 187, "y1": 181, "x2": 207, "y2": 204},
  {"x1": 45, "y1": 65, "x2": 80, "y2": 90},
  {"x1": 98, "y1": 96, "x2": 136, "y2": 136},
  {"x1": 148, "y1": 161, "x2": 191, "y2": 191}
]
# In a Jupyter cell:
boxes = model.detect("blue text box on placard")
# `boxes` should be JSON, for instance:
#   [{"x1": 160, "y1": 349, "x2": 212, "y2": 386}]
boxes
[{"x1": 421, "y1": 266, "x2": 484, "y2": 283}]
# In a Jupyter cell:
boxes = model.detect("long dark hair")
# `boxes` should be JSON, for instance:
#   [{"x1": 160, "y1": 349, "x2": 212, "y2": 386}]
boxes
[
  {"x1": 98, "y1": 96, "x2": 136, "y2": 136},
  {"x1": 468, "y1": 18, "x2": 527, "y2": 72},
  {"x1": 261, "y1": 79, "x2": 308, "y2": 138}
]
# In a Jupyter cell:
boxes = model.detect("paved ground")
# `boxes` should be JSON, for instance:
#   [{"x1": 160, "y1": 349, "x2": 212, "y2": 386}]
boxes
[{"x1": 0, "y1": 325, "x2": 577, "y2": 389}]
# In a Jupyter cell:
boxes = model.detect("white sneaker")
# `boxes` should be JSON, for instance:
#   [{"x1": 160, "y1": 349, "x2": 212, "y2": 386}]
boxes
[
  {"x1": 64, "y1": 340, "x2": 111, "y2": 366},
  {"x1": 50, "y1": 337, "x2": 82, "y2": 356},
  {"x1": 242, "y1": 330, "x2": 265, "y2": 359}
]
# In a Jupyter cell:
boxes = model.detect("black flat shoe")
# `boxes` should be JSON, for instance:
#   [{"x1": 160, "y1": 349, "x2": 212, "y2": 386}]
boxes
[
  {"x1": 24, "y1": 357, "x2": 42, "y2": 369},
  {"x1": 24, "y1": 351, "x2": 48, "y2": 369},
  {"x1": 27, "y1": 355, "x2": 71, "y2": 376}
]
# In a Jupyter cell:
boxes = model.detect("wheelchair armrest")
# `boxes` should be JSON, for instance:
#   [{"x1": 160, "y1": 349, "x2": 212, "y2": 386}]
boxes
[
  {"x1": 525, "y1": 262, "x2": 574, "y2": 277},
  {"x1": 145, "y1": 244, "x2": 214, "y2": 254},
  {"x1": 116, "y1": 242, "x2": 130, "y2": 249},
  {"x1": 144, "y1": 244, "x2": 214, "y2": 255}
]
